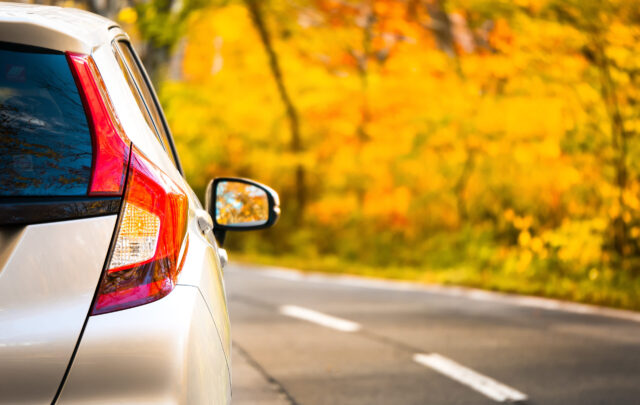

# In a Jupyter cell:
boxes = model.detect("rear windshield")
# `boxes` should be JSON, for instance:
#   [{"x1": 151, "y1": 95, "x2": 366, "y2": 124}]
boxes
[{"x1": 0, "y1": 44, "x2": 93, "y2": 197}]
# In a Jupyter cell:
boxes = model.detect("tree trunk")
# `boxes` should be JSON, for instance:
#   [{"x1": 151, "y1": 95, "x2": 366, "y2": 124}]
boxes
[
  {"x1": 593, "y1": 37, "x2": 629, "y2": 258},
  {"x1": 244, "y1": 0, "x2": 305, "y2": 224},
  {"x1": 84, "y1": 0, "x2": 119, "y2": 19},
  {"x1": 355, "y1": 6, "x2": 375, "y2": 142},
  {"x1": 421, "y1": 0, "x2": 472, "y2": 225},
  {"x1": 424, "y1": 0, "x2": 456, "y2": 57},
  {"x1": 454, "y1": 148, "x2": 475, "y2": 224},
  {"x1": 142, "y1": 44, "x2": 171, "y2": 85}
]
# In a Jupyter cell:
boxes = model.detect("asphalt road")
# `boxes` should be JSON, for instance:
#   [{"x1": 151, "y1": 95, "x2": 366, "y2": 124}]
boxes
[{"x1": 226, "y1": 263, "x2": 640, "y2": 405}]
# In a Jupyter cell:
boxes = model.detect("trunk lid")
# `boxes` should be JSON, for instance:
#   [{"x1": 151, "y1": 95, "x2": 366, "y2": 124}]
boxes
[{"x1": 0, "y1": 217, "x2": 116, "y2": 403}]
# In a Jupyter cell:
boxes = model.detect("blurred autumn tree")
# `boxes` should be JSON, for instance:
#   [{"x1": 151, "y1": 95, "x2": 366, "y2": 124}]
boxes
[
  {"x1": 161, "y1": 0, "x2": 640, "y2": 308},
  {"x1": 36, "y1": 0, "x2": 640, "y2": 308}
]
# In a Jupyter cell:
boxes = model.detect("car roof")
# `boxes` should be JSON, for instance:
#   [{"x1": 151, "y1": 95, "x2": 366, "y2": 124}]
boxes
[{"x1": 0, "y1": 2, "x2": 117, "y2": 54}]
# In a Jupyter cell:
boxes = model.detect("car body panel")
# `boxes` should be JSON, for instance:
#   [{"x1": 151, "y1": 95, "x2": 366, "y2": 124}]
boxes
[
  {"x1": 0, "y1": 3, "x2": 112, "y2": 54},
  {"x1": 178, "y1": 212, "x2": 231, "y2": 365},
  {"x1": 57, "y1": 286, "x2": 231, "y2": 405},
  {"x1": 0, "y1": 215, "x2": 117, "y2": 404}
]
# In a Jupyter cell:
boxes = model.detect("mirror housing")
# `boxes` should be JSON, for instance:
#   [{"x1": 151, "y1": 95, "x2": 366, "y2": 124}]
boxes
[{"x1": 205, "y1": 177, "x2": 280, "y2": 246}]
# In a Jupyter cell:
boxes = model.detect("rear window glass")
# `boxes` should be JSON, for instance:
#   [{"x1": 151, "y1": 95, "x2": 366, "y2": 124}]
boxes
[{"x1": 0, "y1": 45, "x2": 93, "y2": 197}]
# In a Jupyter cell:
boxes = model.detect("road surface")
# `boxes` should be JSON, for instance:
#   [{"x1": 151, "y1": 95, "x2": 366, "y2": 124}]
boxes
[{"x1": 226, "y1": 263, "x2": 640, "y2": 404}]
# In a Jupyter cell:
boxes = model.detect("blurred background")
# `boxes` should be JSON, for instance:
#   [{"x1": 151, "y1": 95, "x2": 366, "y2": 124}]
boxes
[{"x1": 21, "y1": 0, "x2": 640, "y2": 310}]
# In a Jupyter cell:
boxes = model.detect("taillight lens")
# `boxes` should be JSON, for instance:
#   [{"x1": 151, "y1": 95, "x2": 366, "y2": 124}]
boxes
[
  {"x1": 66, "y1": 52, "x2": 130, "y2": 196},
  {"x1": 92, "y1": 147, "x2": 189, "y2": 315},
  {"x1": 67, "y1": 52, "x2": 189, "y2": 314}
]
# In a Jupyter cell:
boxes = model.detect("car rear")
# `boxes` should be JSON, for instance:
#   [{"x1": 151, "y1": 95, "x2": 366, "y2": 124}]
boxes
[{"x1": 0, "y1": 4, "x2": 231, "y2": 404}]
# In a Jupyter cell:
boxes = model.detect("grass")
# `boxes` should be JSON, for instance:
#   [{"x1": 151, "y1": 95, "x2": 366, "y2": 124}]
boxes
[{"x1": 230, "y1": 251, "x2": 640, "y2": 312}]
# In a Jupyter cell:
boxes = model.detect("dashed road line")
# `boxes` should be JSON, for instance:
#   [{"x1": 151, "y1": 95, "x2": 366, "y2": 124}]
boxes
[
  {"x1": 279, "y1": 305, "x2": 361, "y2": 332},
  {"x1": 413, "y1": 353, "x2": 528, "y2": 403},
  {"x1": 276, "y1": 300, "x2": 528, "y2": 403}
]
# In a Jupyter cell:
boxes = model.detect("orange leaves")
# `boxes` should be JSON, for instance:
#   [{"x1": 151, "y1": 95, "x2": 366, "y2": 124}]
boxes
[
  {"x1": 489, "y1": 18, "x2": 514, "y2": 53},
  {"x1": 363, "y1": 186, "x2": 412, "y2": 229},
  {"x1": 309, "y1": 194, "x2": 359, "y2": 225}
]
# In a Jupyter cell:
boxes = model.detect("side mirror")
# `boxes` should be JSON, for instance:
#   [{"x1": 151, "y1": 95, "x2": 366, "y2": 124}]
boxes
[{"x1": 205, "y1": 177, "x2": 280, "y2": 246}]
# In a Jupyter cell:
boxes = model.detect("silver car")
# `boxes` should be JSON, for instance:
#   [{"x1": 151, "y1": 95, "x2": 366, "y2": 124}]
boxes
[{"x1": 0, "y1": 3, "x2": 279, "y2": 404}]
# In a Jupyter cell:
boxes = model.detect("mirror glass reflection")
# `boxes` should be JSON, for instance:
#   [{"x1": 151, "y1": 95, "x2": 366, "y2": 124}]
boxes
[{"x1": 216, "y1": 181, "x2": 268, "y2": 227}]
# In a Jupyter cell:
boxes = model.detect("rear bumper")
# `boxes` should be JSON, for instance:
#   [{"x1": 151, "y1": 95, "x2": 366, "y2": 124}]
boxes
[{"x1": 57, "y1": 285, "x2": 231, "y2": 405}]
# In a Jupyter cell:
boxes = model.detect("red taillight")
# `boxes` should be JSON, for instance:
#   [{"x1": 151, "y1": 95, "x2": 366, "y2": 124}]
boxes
[
  {"x1": 66, "y1": 52, "x2": 130, "y2": 196},
  {"x1": 67, "y1": 52, "x2": 189, "y2": 314},
  {"x1": 91, "y1": 147, "x2": 189, "y2": 315}
]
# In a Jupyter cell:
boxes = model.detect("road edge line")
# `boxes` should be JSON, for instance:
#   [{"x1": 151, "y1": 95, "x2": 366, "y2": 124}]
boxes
[{"x1": 233, "y1": 264, "x2": 640, "y2": 324}]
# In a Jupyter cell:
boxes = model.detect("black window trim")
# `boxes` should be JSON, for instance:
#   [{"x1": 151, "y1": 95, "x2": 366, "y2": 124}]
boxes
[
  {"x1": 0, "y1": 40, "x2": 64, "y2": 55},
  {"x1": 0, "y1": 197, "x2": 122, "y2": 226},
  {"x1": 111, "y1": 38, "x2": 184, "y2": 176}
]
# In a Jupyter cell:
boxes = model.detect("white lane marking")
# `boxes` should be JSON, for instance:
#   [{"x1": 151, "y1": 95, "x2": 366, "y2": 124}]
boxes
[
  {"x1": 413, "y1": 353, "x2": 527, "y2": 403},
  {"x1": 279, "y1": 305, "x2": 361, "y2": 332},
  {"x1": 234, "y1": 265, "x2": 640, "y2": 324}
]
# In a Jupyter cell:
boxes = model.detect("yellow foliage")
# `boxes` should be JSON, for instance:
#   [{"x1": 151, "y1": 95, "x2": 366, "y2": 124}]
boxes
[
  {"x1": 161, "y1": 0, "x2": 640, "y2": 282},
  {"x1": 363, "y1": 187, "x2": 411, "y2": 228},
  {"x1": 118, "y1": 7, "x2": 137, "y2": 24},
  {"x1": 518, "y1": 230, "x2": 532, "y2": 247},
  {"x1": 309, "y1": 194, "x2": 359, "y2": 225}
]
